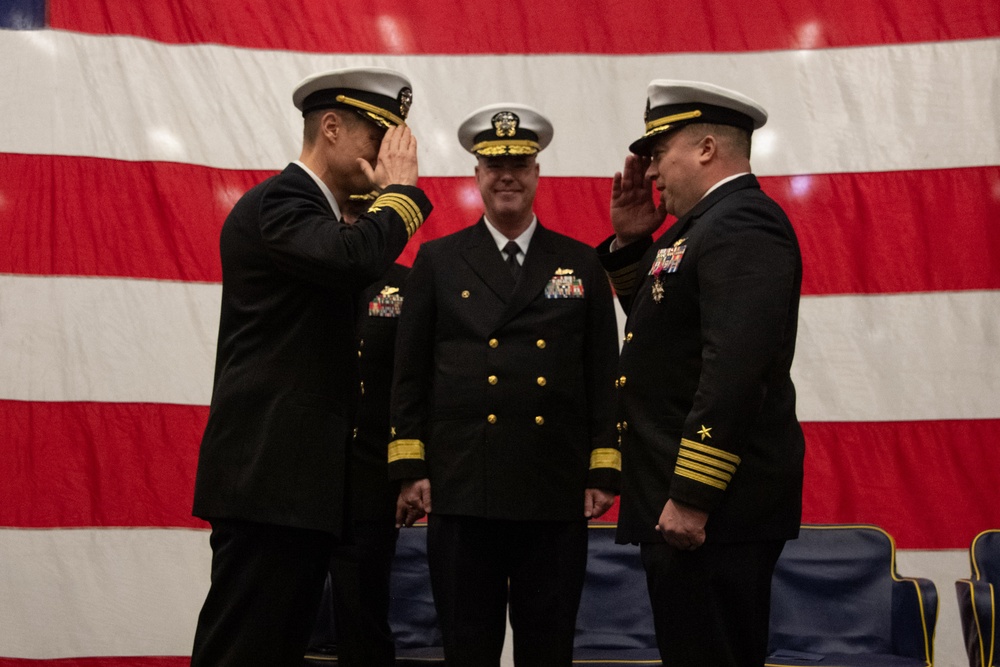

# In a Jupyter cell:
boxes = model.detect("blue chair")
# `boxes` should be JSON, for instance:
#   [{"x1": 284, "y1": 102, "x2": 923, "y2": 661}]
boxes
[
  {"x1": 390, "y1": 524, "x2": 445, "y2": 664},
  {"x1": 956, "y1": 529, "x2": 999, "y2": 667},
  {"x1": 767, "y1": 524, "x2": 937, "y2": 667},
  {"x1": 573, "y1": 524, "x2": 661, "y2": 666}
]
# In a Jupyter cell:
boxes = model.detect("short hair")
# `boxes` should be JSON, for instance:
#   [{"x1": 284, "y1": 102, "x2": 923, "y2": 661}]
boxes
[
  {"x1": 302, "y1": 107, "x2": 365, "y2": 146},
  {"x1": 681, "y1": 123, "x2": 752, "y2": 160}
]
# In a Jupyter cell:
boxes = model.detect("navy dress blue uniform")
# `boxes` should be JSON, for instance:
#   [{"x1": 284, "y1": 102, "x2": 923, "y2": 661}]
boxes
[
  {"x1": 324, "y1": 262, "x2": 409, "y2": 667},
  {"x1": 390, "y1": 220, "x2": 620, "y2": 515},
  {"x1": 190, "y1": 68, "x2": 430, "y2": 667},
  {"x1": 601, "y1": 175, "x2": 804, "y2": 545},
  {"x1": 388, "y1": 98, "x2": 620, "y2": 667},
  {"x1": 599, "y1": 81, "x2": 804, "y2": 667},
  {"x1": 391, "y1": 220, "x2": 620, "y2": 665}
]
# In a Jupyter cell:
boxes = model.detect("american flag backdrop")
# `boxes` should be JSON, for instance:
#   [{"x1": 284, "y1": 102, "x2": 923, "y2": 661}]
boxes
[{"x1": 1, "y1": 0, "x2": 998, "y2": 665}]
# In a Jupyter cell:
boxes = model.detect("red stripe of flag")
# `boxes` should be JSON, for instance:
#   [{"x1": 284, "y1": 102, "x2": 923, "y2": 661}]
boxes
[
  {"x1": 801, "y1": 420, "x2": 1000, "y2": 549},
  {"x1": 3, "y1": 154, "x2": 999, "y2": 295},
  {"x1": 3, "y1": 400, "x2": 997, "y2": 548},
  {"x1": 3, "y1": 400, "x2": 208, "y2": 530},
  {"x1": 49, "y1": 0, "x2": 1000, "y2": 53}
]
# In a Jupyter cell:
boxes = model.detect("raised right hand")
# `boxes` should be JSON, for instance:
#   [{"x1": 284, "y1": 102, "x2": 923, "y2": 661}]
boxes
[
  {"x1": 360, "y1": 125, "x2": 419, "y2": 189},
  {"x1": 610, "y1": 154, "x2": 667, "y2": 247}
]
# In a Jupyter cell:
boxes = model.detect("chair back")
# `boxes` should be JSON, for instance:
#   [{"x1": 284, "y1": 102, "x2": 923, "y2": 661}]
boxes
[
  {"x1": 769, "y1": 524, "x2": 897, "y2": 655},
  {"x1": 971, "y1": 529, "x2": 1000, "y2": 585}
]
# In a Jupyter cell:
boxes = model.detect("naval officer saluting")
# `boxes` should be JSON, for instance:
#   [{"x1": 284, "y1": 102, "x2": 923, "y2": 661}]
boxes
[
  {"x1": 191, "y1": 67, "x2": 432, "y2": 667},
  {"x1": 599, "y1": 79, "x2": 805, "y2": 667}
]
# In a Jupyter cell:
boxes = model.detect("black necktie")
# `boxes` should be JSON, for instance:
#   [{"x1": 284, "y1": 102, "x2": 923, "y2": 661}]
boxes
[{"x1": 504, "y1": 241, "x2": 521, "y2": 280}]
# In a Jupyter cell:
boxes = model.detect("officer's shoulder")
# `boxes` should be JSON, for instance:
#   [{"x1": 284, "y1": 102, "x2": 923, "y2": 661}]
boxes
[
  {"x1": 735, "y1": 188, "x2": 790, "y2": 224},
  {"x1": 251, "y1": 167, "x2": 326, "y2": 212},
  {"x1": 224, "y1": 172, "x2": 289, "y2": 224},
  {"x1": 709, "y1": 189, "x2": 793, "y2": 237}
]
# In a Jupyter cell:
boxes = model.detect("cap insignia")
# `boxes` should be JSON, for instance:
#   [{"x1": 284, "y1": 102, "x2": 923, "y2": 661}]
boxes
[
  {"x1": 644, "y1": 98, "x2": 651, "y2": 124},
  {"x1": 492, "y1": 111, "x2": 519, "y2": 138},
  {"x1": 398, "y1": 87, "x2": 412, "y2": 120}
]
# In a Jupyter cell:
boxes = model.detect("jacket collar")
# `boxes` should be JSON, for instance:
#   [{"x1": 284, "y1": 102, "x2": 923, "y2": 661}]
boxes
[{"x1": 657, "y1": 173, "x2": 760, "y2": 248}]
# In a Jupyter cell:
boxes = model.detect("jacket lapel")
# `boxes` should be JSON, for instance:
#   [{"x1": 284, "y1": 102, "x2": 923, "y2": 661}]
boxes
[
  {"x1": 461, "y1": 219, "x2": 516, "y2": 303},
  {"x1": 285, "y1": 162, "x2": 338, "y2": 220},
  {"x1": 641, "y1": 174, "x2": 761, "y2": 272},
  {"x1": 494, "y1": 223, "x2": 561, "y2": 330},
  {"x1": 684, "y1": 173, "x2": 759, "y2": 224}
]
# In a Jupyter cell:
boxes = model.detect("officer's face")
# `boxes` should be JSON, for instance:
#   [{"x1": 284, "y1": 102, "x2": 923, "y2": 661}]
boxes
[
  {"x1": 646, "y1": 129, "x2": 702, "y2": 219},
  {"x1": 475, "y1": 155, "x2": 539, "y2": 223},
  {"x1": 335, "y1": 112, "x2": 387, "y2": 193}
]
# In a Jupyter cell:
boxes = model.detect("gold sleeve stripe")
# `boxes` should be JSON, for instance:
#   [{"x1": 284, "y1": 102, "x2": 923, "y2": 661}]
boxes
[
  {"x1": 676, "y1": 458, "x2": 732, "y2": 484},
  {"x1": 678, "y1": 449, "x2": 737, "y2": 475},
  {"x1": 376, "y1": 193, "x2": 420, "y2": 221},
  {"x1": 611, "y1": 279, "x2": 637, "y2": 294},
  {"x1": 373, "y1": 194, "x2": 422, "y2": 238},
  {"x1": 612, "y1": 275, "x2": 637, "y2": 286},
  {"x1": 674, "y1": 467, "x2": 728, "y2": 491},
  {"x1": 607, "y1": 263, "x2": 641, "y2": 279},
  {"x1": 590, "y1": 448, "x2": 622, "y2": 471},
  {"x1": 372, "y1": 193, "x2": 425, "y2": 238},
  {"x1": 388, "y1": 439, "x2": 425, "y2": 463},
  {"x1": 608, "y1": 274, "x2": 638, "y2": 296},
  {"x1": 680, "y1": 438, "x2": 742, "y2": 465}
]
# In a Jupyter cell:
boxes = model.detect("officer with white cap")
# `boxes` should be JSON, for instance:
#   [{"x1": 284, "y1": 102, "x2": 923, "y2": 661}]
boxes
[
  {"x1": 598, "y1": 80, "x2": 805, "y2": 667},
  {"x1": 389, "y1": 103, "x2": 620, "y2": 666},
  {"x1": 191, "y1": 67, "x2": 432, "y2": 667}
]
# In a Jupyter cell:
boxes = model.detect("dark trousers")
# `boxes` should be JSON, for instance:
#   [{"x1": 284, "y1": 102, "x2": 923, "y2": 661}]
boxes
[
  {"x1": 640, "y1": 539, "x2": 786, "y2": 667},
  {"x1": 327, "y1": 519, "x2": 399, "y2": 667},
  {"x1": 190, "y1": 518, "x2": 336, "y2": 667},
  {"x1": 427, "y1": 514, "x2": 589, "y2": 667}
]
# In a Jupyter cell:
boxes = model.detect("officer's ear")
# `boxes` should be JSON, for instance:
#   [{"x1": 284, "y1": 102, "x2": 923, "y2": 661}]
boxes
[
  {"x1": 697, "y1": 134, "x2": 718, "y2": 165},
  {"x1": 319, "y1": 110, "x2": 342, "y2": 145}
]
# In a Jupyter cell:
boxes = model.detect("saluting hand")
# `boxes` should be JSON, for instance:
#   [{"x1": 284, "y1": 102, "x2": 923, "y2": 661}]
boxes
[
  {"x1": 360, "y1": 125, "x2": 419, "y2": 189},
  {"x1": 610, "y1": 154, "x2": 667, "y2": 247}
]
